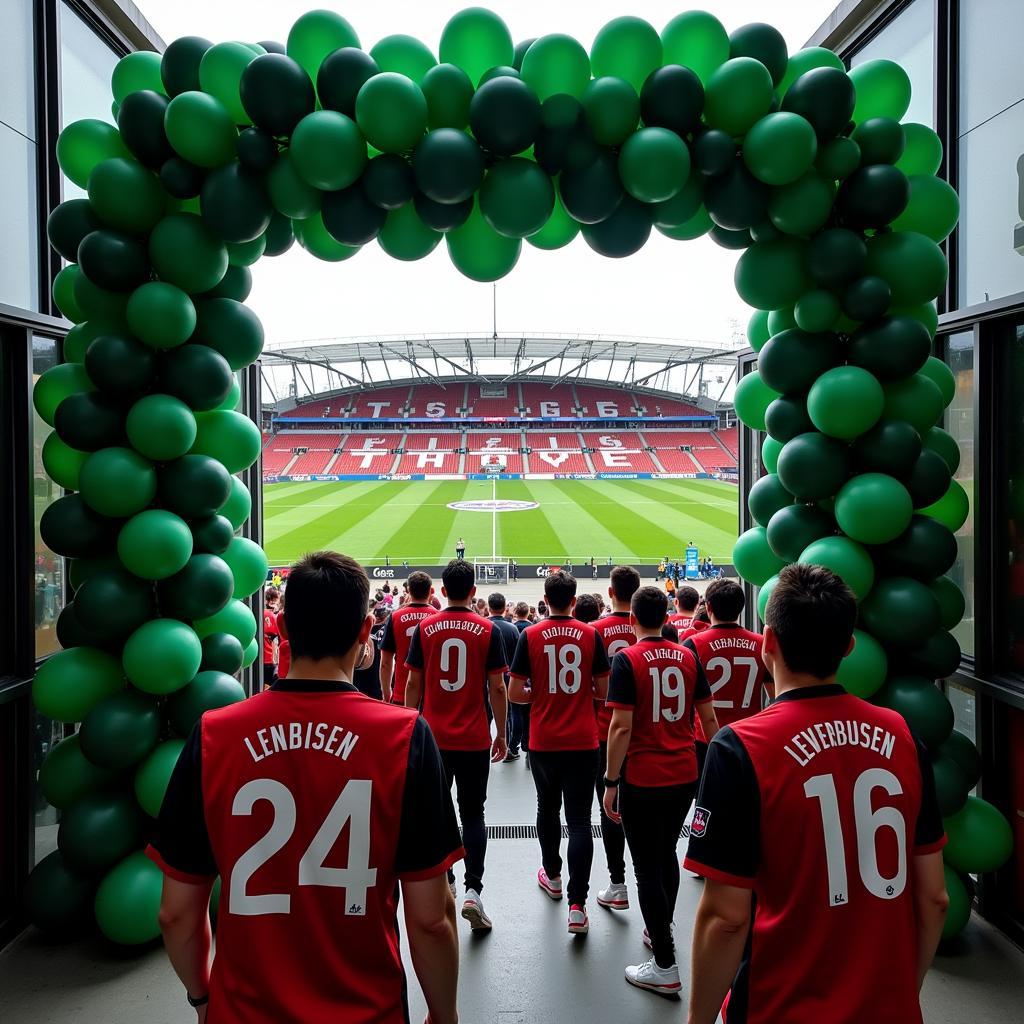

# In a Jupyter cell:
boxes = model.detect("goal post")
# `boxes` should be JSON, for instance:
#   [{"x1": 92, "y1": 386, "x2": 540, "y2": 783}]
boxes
[{"x1": 473, "y1": 557, "x2": 510, "y2": 586}]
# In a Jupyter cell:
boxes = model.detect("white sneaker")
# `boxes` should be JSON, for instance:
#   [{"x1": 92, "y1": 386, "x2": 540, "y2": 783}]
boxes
[
  {"x1": 625, "y1": 958, "x2": 682, "y2": 996},
  {"x1": 460, "y1": 889, "x2": 492, "y2": 932},
  {"x1": 597, "y1": 882, "x2": 629, "y2": 910},
  {"x1": 568, "y1": 904, "x2": 589, "y2": 934}
]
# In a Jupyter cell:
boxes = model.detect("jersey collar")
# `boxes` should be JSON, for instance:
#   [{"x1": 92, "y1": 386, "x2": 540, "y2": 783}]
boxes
[
  {"x1": 773, "y1": 683, "x2": 845, "y2": 702},
  {"x1": 444, "y1": 606, "x2": 476, "y2": 613},
  {"x1": 709, "y1": 622, "x2": 741, "y2": 630},
  {"x1": 636, "y1": 635, "x2": 666, "y2": 643},
  {"x1": 609, "y1": 611, "x2": 630, "y2": 618},
  {"x1": 271, "y1": 678, "x2": 359, "y2": 693}
]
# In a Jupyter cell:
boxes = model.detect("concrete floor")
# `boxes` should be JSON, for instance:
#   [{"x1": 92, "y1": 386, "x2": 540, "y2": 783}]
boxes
[{"x1": 2, "y1": 757, "x2": 1023, "y2": 1023}]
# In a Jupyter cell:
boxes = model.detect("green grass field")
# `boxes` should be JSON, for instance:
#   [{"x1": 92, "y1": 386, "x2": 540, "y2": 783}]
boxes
[{"x1": 263, "y1": 478, "x2": 738, "y2": 566}]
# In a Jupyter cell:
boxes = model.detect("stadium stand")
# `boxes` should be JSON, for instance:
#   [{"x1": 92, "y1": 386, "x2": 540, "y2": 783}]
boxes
[
  {"x1": 262, "y1": 446, "x2": 295, "y2": 477},
  {"x1": 529, "y1": 450, "x2": 591, "y2": 473},
  {"x1": 652, "y1": 449, "x2": 704, "y2": 472},
  {"x1": 280, "y1": 397, "x2": 339, "y2": 418},
  {"x1": 589, "y1": 449, "x2": 660, "y2": 472},
  {"x1": 340, "y1": 432, "x2": 404, "y2": 451},
  {"x1": 348, "y1": 386, "x2": 410, "y2": 418},
  {"x1": 272, "y1": 431, "x2": 343, "y2": 448},
  {"x1": 526, "y1": 430, "x2": 584, "y2": 450},
  {"x1": 394, "y1": 451, "x2": 462, "y2": 474},
  {"x1": 403, "y1": 431, "x2": 463, "y2": 450},
  {"x1": 716, "y1": 426, "x2": 739, "y2": 456},
  {"x1": 465, "y1": 431, "x2": 524, "y2": 451},
  {"x1": 288, "y1": 449, "x2": 337, "y2": 475},
  {"x1": 519, "y1": 382, "x2": 576, "y2": 417},
  {"x1": 466, "y1": 452, "x2": 526, "y2": 474},
  {"x1": 580, "y1": 430, "x2": 646, "y2": 449},
  {"x1": 640, "y1": 429, "x2": 717, "y2": 448},
  {"x1": 330, "y1": 448, "x2": 396, "y2": 473},
  {"x1": 634, "y1": 395, "x2": 706, "y2": 417},
  {"x1": 690, "y1": 446, "x2": 738, "y2": 472},
  {"x1": 407, "y1": 383, "x2": 466, "y2": 418},
  {"x1": 467, "y1": 383, "x2": 520, "y2": 418},
  {"x1": 576, "y1": 386, "x2": 642, "y2": 417}
]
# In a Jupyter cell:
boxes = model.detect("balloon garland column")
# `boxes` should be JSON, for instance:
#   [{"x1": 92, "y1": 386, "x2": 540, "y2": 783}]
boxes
[{"x1": 27, "y1": 7, "x2": 1010, "y2": 945}]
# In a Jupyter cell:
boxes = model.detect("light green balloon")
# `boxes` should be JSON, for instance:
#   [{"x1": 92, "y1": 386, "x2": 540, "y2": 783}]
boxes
[
  {"x1": 743, "y1": 112, "x2": 818, "y2": 186},
  {"x1": 242, "y1": 636, "x2": 259, "y2": 667},
  {"x1": 920, "y1": 479, "x2": 970, "y2": 533},
  {"x1": 892, "y1": 175, "x2": 960, "y2": 242},
  {"x1": 733, "y1": 370, "x2": 779, "y2": 432},
  {"x1": 807, "y1": 366, "x2": 884, "y2": 440},
  {"x1": 123, "y1": 618, "x2": 202, "y2": 694},
  {"x1": 134, "y1": 739, "x2": 186, "y2": 818},
  {"x1": 94, "y1": 851, "x2": 164, "y2": 946},
  {"x1": 286, "y1": 9, "x2": 360, "y2": 80},
  {"x1": 33, "y1": 647, "x2": 124, "y2": 723},
  {"x1": 354, "y1": 73, "x2": 428, "y2": 154},
  {"x1": 618, "y1": 127, "x2": 690, "y2": 203},
  {"x1": 221, "y1": 476, "x2": 252, "y2": 530},
  {"x1": 378, "y1": 204, "x2": 442, "y2": 261},
  {"x1": 198, "y1": 41, "x2": 262, "y2": 125},
  {"x1": 762, "y1": 436, "x2": 783, "y2": 474},
  {"x1": 33, "y1": 362, "x2": 94, "y2": 427},
  {"x1": 704, "y1": 58, "x2": 774, "y2": 137},
  {"x1": 191, "y1": 409, "x2": 263, "y2": 474},
  {"x1": 194, "y1": 599, "x2": 258, "y2": 646},
  {"x1": 660, "y1": 11, "x2": 729, "y2": 85},
  {"x1": 111, "y1": 51, "x2": 165, "y2": 103},
  {"x1": 896, "y1": 123, "x2": 943, "y2": 177},
  {"x1": 117, "y1": 509, "x2": 193, "y2": 580},
  {"x1": 295, "y1": 212, "x2": 362, "y2": 262},
  {"x1": 56, "y1": 119, "x2": 129, "y2": 189},
  {"x1": 520, "y1": 34, "x2": 591, "y2": 101},
  {"x1": 836, "y1": 629, "x2": 887, "y2": 698},
  {"x1": 439, "y1": 8, "x2": 514, "y2": 87},
  {"x1": 446, "y1": 200, "x2": 522, "y2": 282},
  {"x1": 164, "y1": 92, "x2": 237, "y2": 168},
  {"x1": 733, "y1": 526, "x2": 787, "y2": 587},
  {"x1": 222, "y1": 536, "x2": 269, "y2": 599},
  {"x1": 526, "y1": 189, "x2": 579, "y2": 250},
  {"x1": 290, "y1": 110, "x2": 367, "y2": 191},
  {"x1": 52, "y1": 264, "x2": 87, "y2": 322},
  {"x1": 370, "y1": 35, "x2": 437, "y2": 84},
  {"x1": 834, "y1": 473, "x2": 913, "y2": 545},
  {"x1": 590, "y1": 16, "x2": 662, "y2": 93},
  {"x1": 849, "y1": 59, "x2": 912, "y2": 124},
  {"x1": 42, "y1": 433, "x2": 90, "y2": 490},
  {"x1": 778, "y1": 47, "x2": 845, "y2": 95}
]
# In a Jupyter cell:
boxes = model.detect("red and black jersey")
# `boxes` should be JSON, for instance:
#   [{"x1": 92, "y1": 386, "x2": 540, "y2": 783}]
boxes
[
  {"x1": 684, "y1": 685, "x2": 946, "y2": 1024},
  {"x1": 405, "y1": 607, "x2": 506, "y2": 751},
  {"x1": 262, "y1": 609, "x2": 279, "y2": 664},
  {"x1": 606, "y1": 637, "x2": 711, "y2": 786},
  {"x1": 669, "y1": 613, "x2": 708, "y2": 632},
  {"x1": 276, "y1": 610, "x2": 290, "y2": 679},
  {"x1": 592, "y1": 612, "x2": 637, "y2": 736},
  {"x1": 684, "y1": 623, "x2": 770, "y2": 739},
  {"x1": 380, "y1": 603, "x2": 434, "y2": 705},
  {"x1": 509, "y1": 616, "x2": 610, "y2": 751},
  {"x1": 147, "y1": 679, "x2": 463, "y2": 1024}
]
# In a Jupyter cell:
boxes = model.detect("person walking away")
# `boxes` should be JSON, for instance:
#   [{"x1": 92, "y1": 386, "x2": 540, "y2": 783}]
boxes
[
  {"x1": 262, "y1": 587, "x2": 280, "y2": 690},
  {"x1": 669, "y1": 586, "x2": 703, "y2": 632},
  {"x1": 380, "y1": 571, "x2": 435, "y2": 705},
  {"x1": 353, "y1": 603, "x2": 387, "y2": 700},
  {"x1": 487, "y1": 592, "x2": 524, "y2": 762},
  {"x1": 455, "y1": 538, "x2": 466, "y2": 560}
]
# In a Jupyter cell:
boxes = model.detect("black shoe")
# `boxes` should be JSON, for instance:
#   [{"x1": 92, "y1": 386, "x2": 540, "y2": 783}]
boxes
[
  {"x1": 503, "y1": 748, "x2": 520, "y2": 762},
  {"x1": 525, "y1": 752, "x2": 531, "y2": 770}
]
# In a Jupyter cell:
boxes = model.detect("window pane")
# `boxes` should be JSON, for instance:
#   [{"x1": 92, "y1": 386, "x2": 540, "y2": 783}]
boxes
[
  {"x1": 34, "y1": 715, "x2": 65, "y2": 866},
  {"x1": 959, "y1": 0, "x2": 1024, "y2": 134},
  {"x1": 0, "y1": 0, "x2": 36, "y2": 140},
  {"x1": 944, "y1": 331, "x2": 974, "y2": 656},
  {"x1": 33, "y1": 336, "x2": 64, "y2": 659},
  {"x1": 1003, "y1": 319, "x2": 1024, "y2": 672},
  {"x1": 850, "y1": 0, "x2": 935, "y2": 127},
  {"x1": 0, "y1": 126, "x2": 39, "y2": 311}
]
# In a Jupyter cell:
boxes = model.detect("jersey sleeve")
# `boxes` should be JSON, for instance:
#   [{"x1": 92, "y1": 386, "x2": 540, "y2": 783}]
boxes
[
  {"x1": 485, "y1": 624, "x2": 507, "y2": 672},
  {"x1": 145, "y1": 723, "x2": 217, "y2": 883},
  {"x1": 693, "y1": 654, "x2": 712, "y2": 703},
  {"x1": 592, "y1": 631, "x2": 610, "y2": 677},
  {"x1": 395, "y1": 716, "x2": 465, "y2": 880},
  {"x1": 509, "y1": 630, "x2": 531, "y2": 679},
  {"x1": 914, "y1": 733, "x2": 948, "y2": 854},
  {"x1": 405, "y1": 623, "x2": 424, "y2": 669},
  {"x1": 380, "y1": 614, "x2": 396, "y2": 653},
  {"x1": 606, "y1": 651, "x2": 637, "y2": 708},
  {"x1": 683, "y1": 726, "x2": 761, "y2": 887}
]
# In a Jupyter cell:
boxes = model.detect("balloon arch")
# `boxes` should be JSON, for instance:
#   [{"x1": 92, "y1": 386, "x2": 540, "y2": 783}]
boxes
[{"x1": 29, "y1": 8, "x2": 1010, "y2": 945}]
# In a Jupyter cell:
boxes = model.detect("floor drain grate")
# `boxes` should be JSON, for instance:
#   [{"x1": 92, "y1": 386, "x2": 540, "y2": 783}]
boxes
[{"x1": 486, "y1": 824, "x2": 603, "y2": 840}]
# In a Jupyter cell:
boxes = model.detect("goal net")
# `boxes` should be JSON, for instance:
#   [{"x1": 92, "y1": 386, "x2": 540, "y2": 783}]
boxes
[{"x1": 474, "y1": 558, "x2": 510, "y2": 586}]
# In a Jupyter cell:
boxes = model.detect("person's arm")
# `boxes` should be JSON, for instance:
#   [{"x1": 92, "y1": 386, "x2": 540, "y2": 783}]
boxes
[
  {"x1": 157, "y1": 876, "x2": 214, "y2": 1019},
  {"x1": 508, "y1": 676, "x2": 532, "y2": 704},
  {"x1": 507, "y1": 631, "x2": 532, "y2": 704},
  {"x1": 603, "y1": 707, "x2": 633, "y2": 824},
  {"x1": 913, "y1": 851, "x2": 949, "y2": 988},
  {"x1": 404, "y1": 874, "x2": 459, "y2": 1024},
  {"x1": 487, "y1": 670, "x2": 508, "y2": 762},
  {"x1": 688, "y1": 880, "x2": 752, "y2": 1024},
  {"x1": 405, "y1": 668, "x2": 422, "y2": 710},
  {"x1": 591, "y1": 631, "x2": 610, "y2": 702},
  {"x1": 693, "y1": 657, "x2": 719, "y2": 742},
  {"x1": 379, "y1": 650, "x2": 395, "y2": 703}
]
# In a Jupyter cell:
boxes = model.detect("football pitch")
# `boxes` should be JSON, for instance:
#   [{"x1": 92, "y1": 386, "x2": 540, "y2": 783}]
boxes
[{"x1": 263, "y1": 478, "x2": 738, "y2": 567}]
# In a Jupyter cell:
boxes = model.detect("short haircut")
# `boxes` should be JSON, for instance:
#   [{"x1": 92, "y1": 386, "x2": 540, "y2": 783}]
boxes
[
  {"x1": 609, "y1": 565, "x2": 641, "y2": 602},
  {"x1": 574, "y1": 593, "x2": 601, "y2": 623},
  {"x1": 537, "y1": 601, "x2": 546, "y2": 614},
  {"x1": 407, "y1": 570, "x2": 432, "y2": 600},
  {"x1": 266, "y1": 586, "x2": 280, "y2": 602},
  {"x1": 488, "y1": 592, "x2": 506, "y2": 613},
  {"x1": 284, "y1": 552, "x2": 368, "y2": 661},
  {"x1": 706, "y1": 578, "x2": 745, "y2": 622},
  {"x1": 441, "y1": 558, "x2": 475, "y2": 601},
  {"x1": 514, "y1": 601, "x2": 529, "y2": 617},
  {"x1": 675, "y1": 586, "x2": 699, "y2": 612},
  {"x1": 544, "y1": 570, "x2": 577, "y2": 611},
  {"x1": 632, "y1": 586, "x2": 669, "y2": 629},
  {"x1": 766, "y1": 563, "x2": 857, "y2": 678}
]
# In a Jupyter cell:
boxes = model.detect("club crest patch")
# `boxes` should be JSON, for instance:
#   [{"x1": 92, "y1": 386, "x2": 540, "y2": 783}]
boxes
[{"x1": 690, "y1": 806, "x2": 710, "y2": 838}]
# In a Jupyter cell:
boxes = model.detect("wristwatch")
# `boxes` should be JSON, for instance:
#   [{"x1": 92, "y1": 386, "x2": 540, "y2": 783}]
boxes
[
  {"x1": 603, "y1": 776, "x2": 620, "y2": 788},
  {"x1": 186, "y1": 992, "x2": 210, "y2": 1008}
]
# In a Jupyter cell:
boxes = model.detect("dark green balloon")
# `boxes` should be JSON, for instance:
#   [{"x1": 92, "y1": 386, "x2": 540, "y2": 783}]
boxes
[
  {"x1": 167, "y1": 670, "x2": 246, "y2": 736},
  {"x1": 84, "y1": 333, "x2": 158, "y2": 400},
  {"x1": 709, "y1": 225, "x2": 752, "y2": 250},
  {"x1": 873, "y1": 674, "x2": 953, "y2": 748},
  {"x1": 652, "y1": 175, "x2": 704, "y2": 228},
  {"x1": 766, "y1": 503, "x2": 833, "y2": 561},
  {"x1": 56, "y1": 600, "x2": 117, "y2": 651},
  {"x1": 25, "y1": 851, "x2": 96, "y2": 936},
  {"x1": 236, "y1": 127, "x2": 278, "y2": 172},
  {"x1": 203, "y1": 264, "x2": 252, "y2": 302},
  {"x1": 851, "y1": 419, "x2": 922, "y2": 478},
  {"x1": 201, "y1": 631, "x2": 245, "y2": 673},
  {"x1": 47, "y1": 198, "x2": 102, "y2": 263},
  {"x1": 200, "y1": 163, "x2": 273, "y2": 244},
  {"x1": 816, "y1": 135, "x2": 861, "y2": 179},
  {"x1": 317, "y1": 48, "x2": 379, "y2": 117},
  {"x1": 781, "y1": 67, "x2": 855, "y2": 139},
  {"x1": 704, "y1": 159, "x2": 768, "y2": 231},
  {"x1": 422, "y1": 62, "x2": 474, "y2": 130},
  {"x1": 72, "y1": 270, "x2": 129, "y2": 323},
  {"x1": 923, "y1": 426, "x2": 960, "y2": 475},
  {"x1": 513, "y1": 38, "x2": 536, "y2": 71},
  {"x1": 480, "y1": 157, "x2": 555, "y2": 238},
  {"x1": 87, "y1": 157, "x2": 164, "y2": 234},
  {"x1": 847, "y1": 316, "x2": 931, "y2": 380},
  {"x1": 158, "y1": 454, "x2": 232, "y2": 519},
  {"x1": 470, "y1": 77, "x2": 542, "y2": 156},
  {"x1": 940, "y1": 729, "x2": 981, "y2": 787},
  {"x1": 192, "y1": 514, "x2": 235, "y2": 555},
  {"x1": 533, "y1": 96, "x2": 591, "y2": 176},
  {"x1": 841, "y1": 275, "x2": 892, "y2": 321},
  {"x1": 764, "y1": 395, "x2": 813, "y2": 442},
  {"x1": 414, "y1": 193, "x2": 472, "y2": 232},
  {"x1": 837, "y1": 164, "x2": 909, "y2": 229},
  {"x1": 240, "y1": 53, "x2": 315, "y2": 136},
  {"x1": 582, "y1": 196, "x2": 652, "y2": 258},
  {"x1": 930, "y1": 752, "x2": 969, "y2": 817},
  {"x1": 68, "y1": 555, "x2": 122, "y2": 592},
  {"x1": 39, "y1": 733, "x2": 118, "y2": 810},
  {"x1": 58, "y1": 791, "x2": 144, "y2": 875},
  {"x1": 748, "y1": 473, "x2": 795, "y2": 527},
  {"x1": 907, "y1": 448, "x2": 952, "y2": 508},
  {"x1": 776, "y1": 432, "x2": 851, "y2": 500},
  {"x1": 729, "y1": 23, "x2": 788, "y2": 85},
  {"x1": 263, "y1": 212, "x2": 295, "y2": 256},
  {"x1": 860, "y1": 578, "x2": 941, "y2": 650},
  {"x1": 117, "y1": 90, "x2": 172, "y2": 169},
  {"x1": 159, "y1": 343, "x2": 235, "y2": 412},
  {"x1": 899, "y1": 629, "x2": 962, "y2": 680},
  {"x1": 883, "y1": 373, "x2": 945, "y2": 435},
  {"x1": 580, "y1": 77, "x2": 638, "y2": 147},
  {"x1": 363, "y1": 153, "x2": 414, "y2": 209},
  {"x1": 734, "y1": 238, "x2": 810, "y2": 311},
  {"x1": 693, "y1": 129, "x2": 735, "y2": 176},
  {"x1": 158, "y1": 553, "x2": 234, "y2": 620},
  {"x1": 640, "y1": 65, "x2": 703, "y2": 136},
  {"x1": 412, "y1": 129, "x2": 485, "y2": 204},
  {"x1": 54, "y1": 391, "x2": 125, "y2": 451},
  {"x1": 161, "y1": 36, "x2": 213, "y2": 96},
  {"x1": 805, "y1": 228, "x2": 866, "y2": 288},
  {"x1": 322, "y1": 184, "x2": 387, "y2": 245},
  {"x1": 559, "y1": 151, "x2": 624, "y2": 224},
  {"x1": 80, "y1": 689, "x2": 161, "y2": 769},
  {"x1": 160, "y1": 156, "x2": 205, "y2": 199},
  {"x1": 852, "y1": 117, "x2": 905, "y2": 165},
  {"x1": 193, "y1": 298, "x2": 264, "y2": 370},
  {"x1": 40, "y1": 494, "x2": 115, "y2": 557},
  {"x1": 758, "y1": 329, "x2": 841, "y2": 395},
  {"x1": 149, "y1": 213, "x2": 229, "y2": 295},
  {"x1": 879, "y1": 515, "x2": 958, "y2": 580},
  {"x1": 75, "y1": 569, "x2": 156, "y2": 640}
]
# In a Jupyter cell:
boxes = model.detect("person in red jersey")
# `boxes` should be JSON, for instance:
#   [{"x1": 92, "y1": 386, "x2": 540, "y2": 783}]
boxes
[
  {"x1": 261, "y1": 587, "x2": 280, "y2": 689},
  {"x1": 669, "y1": 585, "x2": 704, "y2": 632},
  {"x1": 685, "y1": 564, "x2": 949, "y2": 1024},
  {"x1": 147, "y1": 552, "x2": 463, "y2": 1024},
  {"x1": 509, "y1": 571, "x2": 610, "y2": 936},
  {"x1": 381, "y1": 571, "x2": 436, "y2": 705},
  {"x1": 405, "y1": 559, "x2": 508, "y2": 933},
  {"x1": 275, "y1": 590, "x2": 290, "y2": 680},
  {"x1": 603, "y1": 586, "x2": 719, "y2": 996}
]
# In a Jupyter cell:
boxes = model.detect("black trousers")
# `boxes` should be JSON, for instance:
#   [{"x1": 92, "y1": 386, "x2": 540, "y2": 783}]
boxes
[
  {"x1": 620, "y1": 780, "x2": 697, "y2": 969},
  {"x1": 530, "y1": 749, "x2": 598, "y2": 906},
  {"x1": 440, "y1": 749, "x2": 490, "y2": 894},
  {"x1": 507, "y1": 700, "x2": 525, "y2": 752},
  {"x1": 595, "y1": 741, "x2": 626, "y2": 885}
]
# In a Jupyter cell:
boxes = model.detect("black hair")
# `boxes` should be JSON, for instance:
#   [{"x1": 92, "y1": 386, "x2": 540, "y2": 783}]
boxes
[
  {"x1": 514, "y1": 601, "x2": 529, "y2": 617},
  {"x1": 675, "y1": 585, "x2": 699, "y2": 612},
  {"x1": 609, "y1": 565, "x2": 641, "y2": 602},
  {"x1": 441, "y1": 558, "x2": 475, "y2": 601},
  {"x1": 407, "y1": 570, "x2": 432, "y2": 600},
  {"x1": 574, "y1": 593, "x2": 601, "y2": 623},
  {"x1": 284, "y1": 552, "x2": 369, "y2": 661},
  {"x1": 706, "y1": 578, "x2": 745, "y2": 622},
  {"x1": 488, "y1": 592, "x2": 506, "y2": 613},
  {"x1": 544, "y1": 570, "x2": 577, "y2": 611},
  {"x1": 631, "y1": 585, "x2": 669, "y2": 630}
]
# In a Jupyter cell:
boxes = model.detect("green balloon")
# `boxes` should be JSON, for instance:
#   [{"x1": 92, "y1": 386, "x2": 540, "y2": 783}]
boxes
[
  {"x1": 194, "y1": 599, "x2": 257, "y2": 646},
  {"x1": 85, "y1": 157, "x2": 163, "y2": 235},
  {"x1": 164, "y1": 91, "x2": 237, "y2": 168},
  {"x1": 126, "y1": 282, "x2": 196, "y2": 350},
  {"x1": 198, "y1": 41, "x2": 259, "y2": 125},
  {"x1": 882, "y1": 373, "x2": 945, "y2": 435},
  {"x1": 896, "y1": 123, "x2": 943, "y2": 177},
  {"x1": 287, "y1": 9, "x2": 360, "y2": 81},
  {"x1": 294, "y1": 211, "x2": 361, "y2": 262},
  {"x1": 656, "y1": 205, "x2": 712, "y2": 241},
  {"x1": 72, "y1": 270, "x2": 128, "y2": 323},
  {"x1": 896, "y1": 298, "x2": 940, "y2": 339},
  {"x1": 193, "y1": 297, "x2": 264, "y2": 371},
  {"x1": 834, "y1": 473, "x2": 913, "y2": 545},
  {"x1": 526, "y1": 189, "x2": 579, "y2": 250},
  {"x1": 794, "y1": 290, "x2": 839, "y2": 333},
  {"x1": 748, "y1": 473, "x2": 794, "y2": 527},
  {"x1": 190, "y1": 409, "x2": 262, "y2": 474},
  {"x1": 761, "y1": 436, "x2": 783, "y2": 474},
  {"x1": 422, "y1": 63, "x2": 473, "y2": 130},
  {"x1": 836, "y1": 629, "x2": 888, "y2": 698},
  {"x1": 704, "y1": 58, "x2": 773, "y2": 136},
  {"x1": 734, "y1": 238, "x2": 810, "y2": 310},
  {"x1": 480, "y1": 158, "x2": 554, "y2": 238},
  {"x1": 661, "y1": 11, "x2": 729, "y2": 85},
  {"x1": 582, "y1": 77, "x2": 639, "y2": 147},
  {"x1": 778, "y1": 47, "x2": 844, "y2": 95},
  {"x1": 125, "y1": 394, "x2": 197, "y2": 462},
  {"x1": 743, "y1": 113, "x2": 817, "y2": 186},
  {"x1": 866, "y1": 231, "x2": 948, "y2": 307},
  {"x1": 799, "y1": 535, "x2": 874, "y2": 599},
  {"x1": 520, "y1": 34, "x2": 591, "y2": 102},
  {"x1": 849, "y1": 59, "x2": 912, "y2": 124},
  {"x1": 221, "y1": 476, "x2": 252, "y2": 530},
  {"x1": 766, "y1": 307, "x2": 797, "y2": 337},
  {"x1": 919, "y1": 356, "x2": 956, "y2": 408},
  {"x1": 52, "y1": 264, "x2": 86, "y2": 322},
  {"x1": 38, "y1": 733, "x2": 118, "y2": 810},
  {"x1": 807, "y1": 366, "x2": 884, "y2": 440},
  {"x1": 618, "y1": 127, "x2": 690, "y2": 203},
  {"x1": 158, "y1": 453, "x2": 233, "y2": 521},
  {"x1": 267, "y1": 152, "x2": 321, "y2": 220},
  {"x1": 290, "y1": 110, "x2": 367, "y2": 190},
  {"x1": 42, "y1": 433, "x2": 89, "y2": 491},
  {"x1": 919, "y1": 479, "x2": 970, "y2": 533},
  {"x1": 221, "y1": 536, "x2": 269, "y2": 599},
  {"x1": 56, "y1": 119, "x2": 129, "y2": 189},
  {"x1": 95, "y1": 851, "x2": 163, "y2": 945},
  {"x1": 78, "y1": 447, "x2": 156, "y2": 517},
  {"x1": 117, "y1": 508, "x2": 193, "y2": 579},
  {"x1": 733, "y1": 526, "x2": 787, "y2": 587},
  {"x1": 944, "y1": 796, "x2": 1013, "y2": 874},
  {"x1": 168, "y1": 670, "x2": 246, "y2": 736},
  {"x1": 378, "y1": 203, "x2": 442, "y2": 261},
  {"x1": 242, "y1": 636, "x2": 259, "y2": 667},
  {"x1": 157, "y1": 552, "x2": 233, "y2": 621},
  {"x1": 733, "y1": 370, "x2": 779, "y2": 431},
  {"x1": 930, "y1": 751, "x2": 969, "y2": 816},
  {"x1": 590, "y1": 16, "x2": 661, "y2": 93},
  {"x1": 25, "y1": 851, "x2": 96, "y2": 936},
  {"x1": 892, "y1": 175, "x2": 959, "y2": 242},
  {"x1": 439, "y1": 8, "x2": 513, "y2": 86},
  {"x1": 135, "y1": 739, "x2": 186, "y2": 818},
  {"x1": 860, "y1": 577, "x2": 941, "y2": 649},
  {"x1": 58, "y1": 791, "x2": 143, "y2": 874},
  {"x1": 200, "y1": 630, "x2": 245, "y2": 672},
  {"x1": 931, "y1": 577, "x2": 966, "y2": 632},
  {"x1": 942, "y1": 866, "x2": 971, "y2": 938},
  {"x1": 446, "y1": 199, "x2": 521, "y2": 282},
  {"x1": 757, "y1": 573, "x2": 780, "y2": 622},
  {"x1": 355, "y1": 73, "x2": 428, "y2": 154},
  {"x1": 34, "y1": 362, "x2": 94, "y2": 427},
  {"x1": 111, "y1": 50, "x2": 164, "y2": 102},
  {"x1": 370, "y1": 35, "x2": 437, "y2": 84},
  {"x1": 747, "y1": 309, "x2": 771, "y2": 351},
  {"x1": 147, "y1": 213, "x2": 229, "y2": 295},
  {"x1": 873, "y1": 675, "x2": 953, "y2": 747},
  {"x1": 65, "y1": 317, "x2": 127, "y2": 364},
  {"x1": 766, "y1": 502, "x2": 833, "y2": 561},
  {"x1": 767, "y1": 170, "x2": 835, "y2": 236},
  {"x1": 80, "y1": 689, "x2": 160, "y2": 769},
  {"x1": 758, "y1": 328, "x2": 841, "y2": 396},
  {"x1": 33, "y1": 646, "x2": 124, "y2": 722},
  {"x1": 123, "y1": 618, "x2": 202, "y2": 693}
]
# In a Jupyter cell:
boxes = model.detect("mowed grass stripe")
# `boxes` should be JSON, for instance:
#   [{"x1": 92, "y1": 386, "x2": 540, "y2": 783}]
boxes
[
  {"x1": 612, "y1": 480, "x2": 738, "y2": 534},
  {"x1": 375, "y1": 481, "x2": 470, "y2": 560},
  {"x1": 261, "y1": 483, "x2": 382, "y2": 541},
  {"x1": 263, "y1": 481, "x2": 376, "y2": 521},
  {"x1": 639, "y1": 477, "x2": 737, "y2": 506},
  {"x1": 505, "y1": 480, "x2": 590, "y2": 560},
  {"x1": 441, "y1": 480, "x2": 504, "y2": 559},
  {"x1": 538, "y1": 481, "x2": 636, "y2": 561}
]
